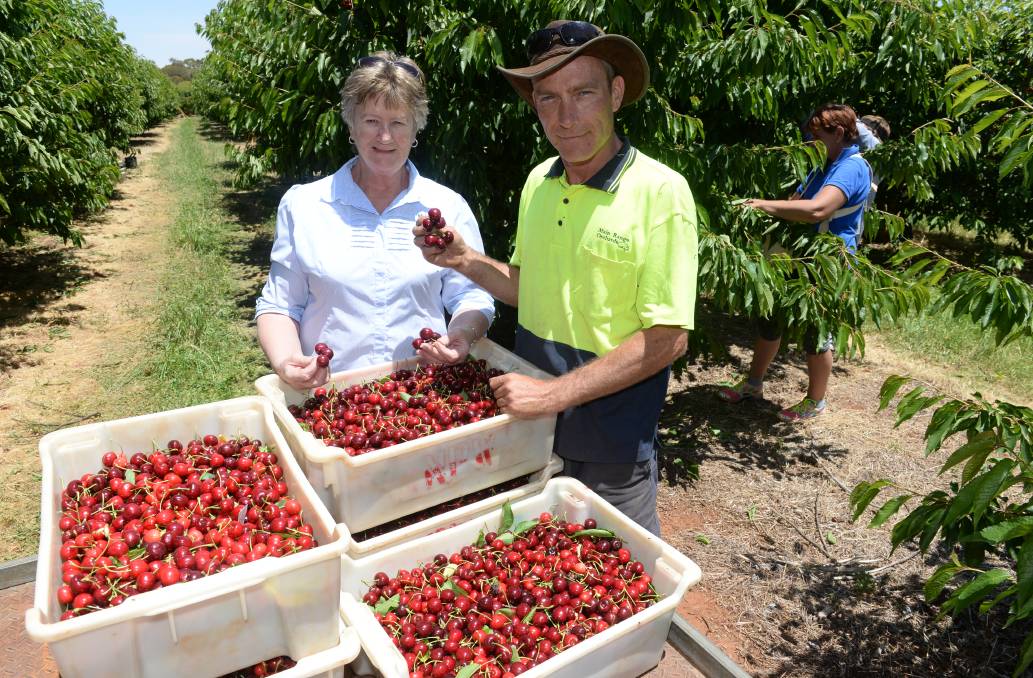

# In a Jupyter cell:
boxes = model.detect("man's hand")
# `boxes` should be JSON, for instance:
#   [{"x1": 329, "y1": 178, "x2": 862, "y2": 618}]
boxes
[
  {"x1": 489, "y1": 373, "x2": 563, "y2": 419},
  {"x1": 276, "y1": 353, "x2": 329, "y2": 391},
  {"x1": 417, "y1": 332, "x2": 470, "y2": 364},
  {"x1": 413, "y1": 211, "x2": 471, "y2": 270}
]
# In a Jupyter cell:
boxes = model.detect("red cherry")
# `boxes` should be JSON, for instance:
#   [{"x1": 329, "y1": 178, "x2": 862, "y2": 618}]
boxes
[
  {"x1": 316, "y1": 354, "x2": 331, "y2": 368},
  {"x1": 428, "y1": 207, "x2": 441, "y2": 222}
]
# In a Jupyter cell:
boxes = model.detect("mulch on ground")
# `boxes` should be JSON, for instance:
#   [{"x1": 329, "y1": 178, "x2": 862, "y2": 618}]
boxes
[{"x1": 655, "y1": 326, "x2": 1029, "y2": 677}]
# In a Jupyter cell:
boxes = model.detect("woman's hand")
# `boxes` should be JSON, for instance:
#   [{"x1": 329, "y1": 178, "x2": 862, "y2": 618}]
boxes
[
  {"x1": 276, "y1": 353, "x2": 330, "y2": 391},
  {"x1": 417, "y1": 332, "x2": 470, "y2": 364}
]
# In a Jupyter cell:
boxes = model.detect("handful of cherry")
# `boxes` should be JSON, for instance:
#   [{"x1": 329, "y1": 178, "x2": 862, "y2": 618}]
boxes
[
  {"x1": 313, "y1": 342, "x2": 334, "y2": 368},
  {"x1": 411, "y1": 327, "x2": 441, "y2": 351},
  {"x1": 421, "y1": 207, "x2": 453, "y2": 250}
]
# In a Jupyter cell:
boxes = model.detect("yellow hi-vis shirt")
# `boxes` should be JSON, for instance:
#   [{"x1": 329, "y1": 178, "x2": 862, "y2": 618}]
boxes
[
  {"x1": 508, "y1": 140, "x2": 698, "y2": 464},
  {"x1": 510, "y1": 143, "x2": 697, "y2": 357}
]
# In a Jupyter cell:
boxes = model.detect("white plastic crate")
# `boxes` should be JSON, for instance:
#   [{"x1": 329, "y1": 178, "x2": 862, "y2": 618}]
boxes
[
  {"x1": 243, "y1": 605, "x2": 362, "y2": 678},
  {"x1": 348, "y1": 455, "x2": 563, "y2": 558},
  {"x1": 255, "y1": 339, "x2": 556, "y2": 532},
  {"x1": 25, "y1": 397, "x2": 351, "y2": 678},
  {"x1": 339, "y1": 477, "x2": 702, "y2": 678}
]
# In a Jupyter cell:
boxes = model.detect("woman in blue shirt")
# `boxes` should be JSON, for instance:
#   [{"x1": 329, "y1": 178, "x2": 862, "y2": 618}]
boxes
[
  {"x1": 718, "y1": 104, "x2": 873, "y2": 421},
  {"x1": 255, "y1": 53, "x2": 495, "y2": 390}
]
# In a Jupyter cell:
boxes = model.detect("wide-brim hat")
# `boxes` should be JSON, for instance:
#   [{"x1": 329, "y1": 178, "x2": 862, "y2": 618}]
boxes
[{"x1": 497, "y1": 20, "x2": 650, "y2": 108}]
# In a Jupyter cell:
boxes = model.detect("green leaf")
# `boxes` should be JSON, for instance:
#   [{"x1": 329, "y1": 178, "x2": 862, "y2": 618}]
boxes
[
  {"x1": 443, "y1": 580, "x2": 472, "y2": 598},
  {"x1": 940, "y1": 431, "x2": 996, "y2": 475},
  {"x1": 441, "y1": 563, "x2": 458, "y2": 580},
  {"x1": 1016, "y1": 535, "x2": 1033, "y2": 612},
  {"x1": 522, "y1": 606, "x2": 537, "y2": 623},
  {"x1": 925, "y1": 562, "x2": 959, "y2": 602},
  {"x1": 200, "y1": 472, "x2": 215, "y2": 481},
  {"x1": 971, "y1": 459, "x2": 1017, "y2": 523},
  {"x1": 475, "y1": 529, "x2": 485, "y2": 547},
  {"x1": 498, "y1": 502, "x2": 514, "y2": 533},
  {"x1": 943, "y1": 568, "x2": 1011, "y2": 615},
  {"x1": 572, "y1": 528, "x2": 616, "y2": 539},
  {"x1": 695, "y1": 534, "x2": 710, "y2": 545},
  {"x1": 455, "y1": 663, "x2": 480, "y2": 678},
  {"x1": 373, "y1": 593, "x2": 399, "y2": 615},
  {"x1": 850, "y1": 480, "x2": 893, "y2": 521},
  {"x1": 878, "y1": 375, "x2": 911, "y2": 412},
  {"x1": 868, "y1": 494, "x2": 912, "y2": 529},
  {"x1": 124, "y1": 469, "x2": 136, "y2": 484},
  {"x1": 1015, "y1": 630, "x2": 1033, "y2": 677},
  {"x1": 398, "y1": 391, "x2": 412, "y2": 403},
  {"x1": 512, "y1": 519, "x2": 539, "y2": 535},
  {"x1": 972, "y1": 108, "x2": 1009, "y2": 135}
]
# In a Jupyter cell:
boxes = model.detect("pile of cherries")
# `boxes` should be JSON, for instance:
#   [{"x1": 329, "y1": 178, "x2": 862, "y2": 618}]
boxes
[
  {"x1": 55, "y1": 435, "x2": 319, "y2": 619},
  {"x1": 314, "y1": 342, "x2": 335, "y2": 368},
  {"x1": 421, "y1": 207, "x2": 454, "y2": 250},
  {"x1": 363, "y1": 510, "x2": 661, "y2": 678},
  {"x1": 412, "y1": 327, "x2": 443, "y2": 351},
  {"x1": 287, "y1": 358, "x2": 505, "y2": 456}
]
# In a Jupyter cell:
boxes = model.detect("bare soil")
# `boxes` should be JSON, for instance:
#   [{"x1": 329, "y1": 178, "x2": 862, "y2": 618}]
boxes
[
  {"x1": 0, "y1": 118, "x2": 1028, "y2": 676},
  {"x1": 656, "y1": 317, "x2": 1031, "y2": 677},
  {"x1": 0, "y1": 122, "x2": 175, "y2": 558}
]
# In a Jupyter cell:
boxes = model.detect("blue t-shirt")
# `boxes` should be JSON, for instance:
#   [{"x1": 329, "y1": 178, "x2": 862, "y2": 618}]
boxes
[{"x1": 796, "y1": 144, "x2": 872, "y2": 251}]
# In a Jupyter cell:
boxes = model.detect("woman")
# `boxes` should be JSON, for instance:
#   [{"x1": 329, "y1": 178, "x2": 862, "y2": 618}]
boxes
[
  {"x1": 255, "y1": 52, "x2": 495, "y2": 390},
  {"x1": 718, "y1": 104, "x2": 873, "y2": 421}
]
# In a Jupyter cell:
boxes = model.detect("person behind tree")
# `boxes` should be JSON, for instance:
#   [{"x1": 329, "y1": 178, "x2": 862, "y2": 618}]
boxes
[{"x1": 717, "y1": 103, "x2": 873, "y2": 421}]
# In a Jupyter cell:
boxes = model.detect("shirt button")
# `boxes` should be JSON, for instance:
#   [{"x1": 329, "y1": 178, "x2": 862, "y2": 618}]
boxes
[
  {"x1": 563, "y1": 198, "x2": 569, "y2": 204},
  {"x1": 558, "y1": 219, "x2": 563, "y2": 226}
]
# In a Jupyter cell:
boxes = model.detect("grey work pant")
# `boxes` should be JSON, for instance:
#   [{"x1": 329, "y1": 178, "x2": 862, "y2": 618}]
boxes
[{"x1": 560, "y1": 454, "x2": 661, "y2": 537}]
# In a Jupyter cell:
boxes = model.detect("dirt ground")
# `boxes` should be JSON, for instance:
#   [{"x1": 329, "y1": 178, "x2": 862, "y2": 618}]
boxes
[
  {"x1": 0, "y1": 118, "x2": 1029, "y2": 677},
  {"x1": 656, "y1": 323, "x2": 1030, "y2": 677},
  {"x1": 0, "y1": 122, "x2": 175, "y2": 557}
]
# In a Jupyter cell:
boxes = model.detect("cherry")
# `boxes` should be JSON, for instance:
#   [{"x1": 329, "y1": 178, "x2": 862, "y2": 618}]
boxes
[{"x1": 421, "y1": 207, "x2": 451, "y2": 250}]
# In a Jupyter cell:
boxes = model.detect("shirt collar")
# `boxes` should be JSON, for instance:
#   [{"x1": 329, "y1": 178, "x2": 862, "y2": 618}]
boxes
[
  {"x1": 545, "y1": 136, "x2": 637, "y2": 193},
  {"x1": 326, "y1": 157, "x2": 423, "y2": 210}
]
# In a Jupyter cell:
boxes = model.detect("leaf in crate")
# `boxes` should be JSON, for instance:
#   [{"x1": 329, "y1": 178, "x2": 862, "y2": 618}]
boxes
[
  {"x1": 499, "y1": 501, "x2": 514, "y2": 533},
  {"x1": 475, "y1": 529, "x2": 486, "y2": 547},
  {"x1": 127, "y1": 546, "x2": 146, "y2": 561},
  {"x1": 573, "y1": 528, "x2": 616, "y2": 538},
  {"x1": 441, "y1": 563, "x2": 458, "y2": 580},
  {"x1": 237, "y1": 502, "x2": 249, "y2": 524},
  {"x1": 443, "y1": 579, "x2": 472, "y2": 598},
  {"x1": 498, "y1": 607, "x2": 515, "y2": 617},
  {"x1": 455, "y1": 664, "x2": 480, "y2": 678},
  {"x1": 498, "y1": 532, "x2": 516, "y2": 545},
  {"x1": 522, "y1": 606, "x2": 537, "y2": 623},
  {"x1": 200, "y1": 472, "x2": 215, "y2": 481},
  {"x1": 124, "y1": 469, "x2": 136, "y2": 484},
  {"x1": 513, "y1": 519, "x2": 539, "y2": 535},
  {"x1": 373, "y1": 593, "x2": 400, "y2": 614},
  {"x1": 398, "y1": 391, "x2": 412, "y2": 402}
]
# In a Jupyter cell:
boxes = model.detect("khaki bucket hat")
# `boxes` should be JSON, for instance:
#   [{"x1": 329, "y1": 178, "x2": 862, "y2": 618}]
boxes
[{"x1": 497, "y1": 20, "x2": 650, "y2": 108}]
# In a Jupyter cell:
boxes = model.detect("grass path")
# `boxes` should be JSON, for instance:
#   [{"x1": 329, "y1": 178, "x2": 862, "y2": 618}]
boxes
[{"x1": 0, "y1": 117, "x2": 268, "y2": 559}]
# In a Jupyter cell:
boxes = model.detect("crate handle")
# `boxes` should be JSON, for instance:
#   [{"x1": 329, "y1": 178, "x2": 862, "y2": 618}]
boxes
[{"x1": 143, "y1": 571, "x2": 268, "y2": 618}]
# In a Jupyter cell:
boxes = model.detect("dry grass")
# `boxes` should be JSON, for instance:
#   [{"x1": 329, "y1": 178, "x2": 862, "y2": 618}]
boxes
[{"x1": 656, "y1": 321, "x2": 1031, "y2": 677}]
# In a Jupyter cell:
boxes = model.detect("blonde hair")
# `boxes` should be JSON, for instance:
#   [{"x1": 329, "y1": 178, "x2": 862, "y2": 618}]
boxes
[{"x1": 340, "y1": 51, "x2": 429, "y2": 133}]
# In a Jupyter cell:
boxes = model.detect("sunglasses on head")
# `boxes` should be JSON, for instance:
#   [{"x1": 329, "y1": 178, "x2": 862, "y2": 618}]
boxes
[
  {"x1": 525, "y1": 21, "x2": 602, "y2": 62},
  {"x1": 357, "y1": 55, "x2": 422, "y2": 81}
]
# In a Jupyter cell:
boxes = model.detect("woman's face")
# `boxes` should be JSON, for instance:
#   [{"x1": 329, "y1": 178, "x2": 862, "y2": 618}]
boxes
[
  {"x1": 808, "y1": 121, "x2": 846, "y2": 154},
  {"x1": 352, "y1": 96, "x2": 415, "y2": 180}
]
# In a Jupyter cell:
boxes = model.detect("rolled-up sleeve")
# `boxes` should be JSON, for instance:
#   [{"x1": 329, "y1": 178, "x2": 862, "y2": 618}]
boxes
[
  {"x1": 255, "y1": 189, "x2": 309, "y2": 322},
  {"x1": 440, "y1": 196, "x2": 495, "y2": 324}
]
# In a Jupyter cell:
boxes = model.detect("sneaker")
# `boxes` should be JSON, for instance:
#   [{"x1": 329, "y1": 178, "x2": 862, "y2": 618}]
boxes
[
  {"x1": 778, "y1": 398, "x2": 826, "y2": 422},
  {"x1": 717, "y1": 376, "x2": 763, "y2": 403}
]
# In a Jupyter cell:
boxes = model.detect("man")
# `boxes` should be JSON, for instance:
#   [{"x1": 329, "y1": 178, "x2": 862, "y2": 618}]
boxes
[{"x1": 414, "y1": 20, "x2": 698, "y2": 535}]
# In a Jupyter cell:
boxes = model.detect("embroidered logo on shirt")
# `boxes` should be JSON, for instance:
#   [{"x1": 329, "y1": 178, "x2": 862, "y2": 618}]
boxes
[{"x1": 594, "y1": 228, "x2": 631, "y2": 252}]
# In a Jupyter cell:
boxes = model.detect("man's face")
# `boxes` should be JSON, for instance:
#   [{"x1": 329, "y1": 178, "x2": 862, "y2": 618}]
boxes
[{"x1": 531, "y1": 56, "x2": 624, "y2": 166}]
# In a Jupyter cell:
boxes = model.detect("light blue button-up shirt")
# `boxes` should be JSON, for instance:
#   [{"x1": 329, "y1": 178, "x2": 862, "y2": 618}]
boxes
[{"x1": 255, "y1": 158, "x2": 495, "y2": 371}]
